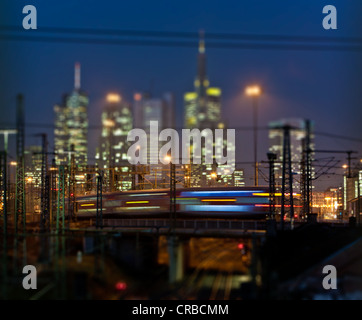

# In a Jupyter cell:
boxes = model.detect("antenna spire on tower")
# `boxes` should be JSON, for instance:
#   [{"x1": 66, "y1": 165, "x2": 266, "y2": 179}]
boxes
[
  {"x1": 199, "y1": 30, "x2": 205, "y2": 54},
  {"x1": 74, "y1": 62, "x2": 81, "y2": 90}
]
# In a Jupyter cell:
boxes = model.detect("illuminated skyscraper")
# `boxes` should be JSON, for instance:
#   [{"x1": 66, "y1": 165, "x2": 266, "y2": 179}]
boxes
[
  {"x1": 54, "y1": 63, "x2": 89, "y2": 167},
  {"x1": 95, "y1": 93, "x2": 133, "y2": 190},
  {"x1": 184, "y1": 32, "x2": 227, "y2": 187},
  {"x1": 133, "y1": 92, "x2": 175, "y2": 188},
  {"x1": 133, "y1": 92, "x2": 175, "y2": 130},
  {"x1": 184, "y1": 32, "x2": 222, "y2": 129}
]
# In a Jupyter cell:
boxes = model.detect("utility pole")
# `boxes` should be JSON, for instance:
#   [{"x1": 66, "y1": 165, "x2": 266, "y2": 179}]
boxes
[
  {"x1": 68, "y1": 144, "x2": 76, "y2": 224},
  {"x1": 56, "y1": 165, "x2": 65, "y2": 234},
  {"x1": 267, "y1": 153, "x2": 277, "y2": 220},
  {"x1": 0, "y1": 152, "x2": 7, "y2": 234},
  {"x1": 170, "y1": 161, "x2": 176, "y2": 233},
  {"x1": 96, "y1": 171, "x2": 103, "y2": 229},
  {"x1": 281, "y1": 125, "x2": 294, "y2": 230},
  {"x1": 301, "y1": 119, "x2": 312, "y2": 220},
  {"x1": 15, "y1": 94, "x2": 26, "y2": 234},
  {"x1": 184, "y1": 164, "x2": 191, "y2": 188},
  {"x1": 131, "y1": 165, "x2": 136, "y2": 190},
  {"x1": 37, "y1": 134, "x2": 49, "y2": 232},
  {"x1": 50, "y1": 159, "x2": 57, "y2": 230}
]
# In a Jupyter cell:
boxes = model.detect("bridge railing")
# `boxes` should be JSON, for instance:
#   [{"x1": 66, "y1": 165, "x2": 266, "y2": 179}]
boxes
[{"x1": 100, "y1": 219, "x2": 267, "y2": 231}]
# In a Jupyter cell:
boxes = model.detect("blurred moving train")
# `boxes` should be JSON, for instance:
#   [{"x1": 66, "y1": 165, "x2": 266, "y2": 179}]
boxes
[{"x1": 74, "y1": 187, "x2": 275, "y2": 219}]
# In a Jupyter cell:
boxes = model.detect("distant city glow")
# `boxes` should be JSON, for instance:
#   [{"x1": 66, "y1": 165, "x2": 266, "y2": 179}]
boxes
[{"x1": 103, "y1": 119, "x2": 115, "y2": 128}]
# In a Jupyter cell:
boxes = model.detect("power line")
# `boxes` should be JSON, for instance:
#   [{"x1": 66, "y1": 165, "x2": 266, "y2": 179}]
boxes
[
  {"x1": 0, "y1": 34, "x2": 361, "y2": 52},
  {"x1": 0, "y1": 122, "x2": 270, "y2": 131},
  {"x1": 315, "y1": 131, "x2": 362, "y2": 143},
  {"x1": 1, "y1": 25, "x2": 362, "y2": 44},
  {"x1": 1, "y1": 122, "x2": 361, "y2": 144}
]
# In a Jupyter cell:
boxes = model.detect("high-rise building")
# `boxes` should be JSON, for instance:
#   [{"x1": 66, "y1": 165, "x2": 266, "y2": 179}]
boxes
[
  {"x1": 268, "y1": 118, "x2": 315, "y2": 192},
  {"x1": 133, "y1": 92, "x2": 175, "y2": 130},
  {"x1": 184, "y1": 32, "x2": 228, "y2": 187},
  {"x1": 24, "y1": 145, "x2": 42, "y2": 188},
  {"x1": 132, "y1": 92, "x2": 175, "y2": 188},
  {"x1": 184, "y1": 33, "x2": 222, "y2": 129},
  {"x1": 344, "y1": 170, "x2": 362, "y2": 216},
  {"x1": 54, "y1": 63, "x2": 89, "y2": 167},
  {"x1": 95, "y1": 93, "x2": 133, "y2": 191}
]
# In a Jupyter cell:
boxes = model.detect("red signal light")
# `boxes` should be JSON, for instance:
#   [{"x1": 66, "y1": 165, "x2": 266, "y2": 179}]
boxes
[
  {"x1": 115, "y1": 282, "x2": 127, "y2": 291},
  {"x1": 237, "y1": 243, "x2": 244, "y2": 250}
]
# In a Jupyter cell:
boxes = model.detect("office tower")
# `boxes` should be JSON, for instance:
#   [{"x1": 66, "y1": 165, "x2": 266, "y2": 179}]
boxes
[
  {"x1": 132, "y1": 92, "x2": 175, "y2": 188},
  {"x1": 233, "y1": 168, "x2": 245, "y2": 187},
  {"x1": 54, "y1": 63, "x2": 89, "y2": 167},
  {"x1": 184, "y1": 33, "x2": 222, "y2": 129},
  {"x1": 95, "y1": 93, "x2": 133, "y2": 191},
  {"x1": 268, "y1": 118, "x2": 315, "y2": 192},
  {"x1": 133, "y1": 92, "x2": 175, "y2": 130},
  {"x1": 344, "y1": 170, "x2": 362, "y2": 215},
  {"x1": 24, "y1": 145, "x2": 42, "y2": 188},
  {"x1": 184, "y1": 32, "x2": 227, "y2": 187}
]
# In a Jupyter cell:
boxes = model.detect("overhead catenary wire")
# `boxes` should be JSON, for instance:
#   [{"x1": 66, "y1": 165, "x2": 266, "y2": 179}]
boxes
[
  {"x1": 0, "y1": 25, "x2": 361, "y2": 52},
  {"x1": 1, "y1": 25, "x2": 362, "y2": 44},
  {"x1": 0, "y1": 122, "x2": 361, "y2": 144}
]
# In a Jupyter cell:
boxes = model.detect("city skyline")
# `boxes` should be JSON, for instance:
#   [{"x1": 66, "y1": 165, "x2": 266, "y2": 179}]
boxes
[
  {"x1": 1, "y1": 0, "x2": 362, "y2": 302},
  {"x1": 1, "y1": 1, "x2": 362, "y2": 191}
]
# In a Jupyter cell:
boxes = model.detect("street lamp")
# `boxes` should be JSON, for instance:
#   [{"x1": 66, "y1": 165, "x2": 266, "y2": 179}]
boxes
[
  {"x1": 210, "y1": 172, "x2": 217, "y2": 186},
  {"x1": 245, "y1": 85, "x2": 261, "y2": 186}
]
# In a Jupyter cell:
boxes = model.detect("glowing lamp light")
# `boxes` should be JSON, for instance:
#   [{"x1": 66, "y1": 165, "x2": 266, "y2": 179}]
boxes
[
  {"x1": 164, "y1": 155, "x2": 171, "y2": 163},
  {"x1": 134, "y1": 93, "x2": 142, "y2": 101},
  {"x1": 342, "y1": 164, "x2": 348, "y2": 169},
  {"x1": 10, "y1": 161, "x2": 17, "y2": 166},
  {"x1": 26, "y1": 177, "x2": 33, "y2": 183},
  {"x1": 115, "y1": 282, "x2": 127, "y2": 291},
  {"x1": 245, "y1": 85, "x2": 261, "y2": 97},
  {"x1": 211, "y1": 172, "x2": 217, "y2": 178},
  {"x1": 107, "y1": 93, "x2": 121, "y2": 103},
  {"x1": 237, "y1": 243, "x2": 244, "y2": 250}
]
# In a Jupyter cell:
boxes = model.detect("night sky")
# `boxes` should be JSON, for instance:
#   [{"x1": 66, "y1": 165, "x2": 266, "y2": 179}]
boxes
[{"x1": 1, "y1": 0, "x2": 361, "y2": 189}]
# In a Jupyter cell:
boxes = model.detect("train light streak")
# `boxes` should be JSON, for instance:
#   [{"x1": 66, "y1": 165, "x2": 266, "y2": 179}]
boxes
[
  {"x1": 201, "y1": 199, "x2": 237, "y2": 202},
  {"x1": 126, "y1": 201, "x2": 149, "y2": 204}
]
